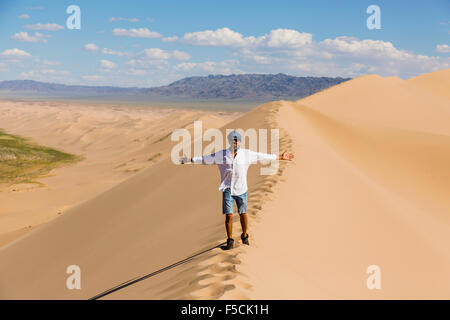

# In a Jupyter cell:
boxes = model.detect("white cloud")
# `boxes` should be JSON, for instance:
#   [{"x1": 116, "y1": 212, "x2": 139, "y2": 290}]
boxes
[
  {"x1": 251, "y1": 55, "x2": 273, "y2": 64},
  {"x1": 172, "y1": 50, "x2": 191, "y2": 61},
  {"x1": 19, "y1": 71, "x2": 35, "y2": 78},
  {"x1": 259, "y1": 29, "x2": 312, "y2": 48},
  {"x1": 25, "y1": 23, "x2": 65, "y2": 31},
  {"x1": 181, "y1": 27, "x2": 312, "y2": 49},
  {"x1": 18, "y1": 14, "x2": 30, "y2": 19},
  {"x1": 304, "y1": 37, "x2": 449, "y2": 77},
  {"x1": 181, "y1": 27, "x2": 436, "y2": 75},
  {"x1": 182, "y1": 28, "x2": 248, "y2": 47},
  {"x1": 162, "y1": 36, "x2": 178, "y2": 42},
  {"x1": 187, "y1": 29, "x2": 449, "y2": 79},
  {"x1": 1, "y1": 48, "x2": 32, "y2": 58},
  {"x1": 126, "y1": 49, "x2": 191, "y2": 68},
  {"x1": 125, "y1": 68, "x2": 147, "y2": 76},
  {"x1": 126, "y1": 58, "x2": 168, "y2": 68},
  {"x1": 100, "y1": 59, "x2": 117, "y2": 70},
  {"x1": 19, "y1": 69, "x2": 69, "y2": 78},
  {"x1": 174, "y1": 60, "x2": 242, "y2": 74},
  {"x1": 436, "y1": 44, "x2": 450, "y2": 53},
  {"x1": 109, "y1": 17, "x2": 139, "y2": 22},
  {"x1": 125, "y1": 59, "x2": 142, "y2": 67},
  {"x1": 141, "y1": 48, "x2": 170, "y2": 60},
  {"x1": 82, "y1": 75, "x2": 105, "y2": 81},
  {"x1": 112, "y1": 28, "x2": 162, "y2": 38},
  {"x1": 101, "y1": 48, "x2": 131, "y2": 57},
  {"x1": 84, "y1": 43, "x2": 99, "y2": 52},
  {"x1": 11, "y1": 32, "x2": 50, "y2": 43},
  {"x1": 43, "y1": 60, "x2": 60, "y2": 66},
  {"x1": 321, "y1": 36, "x2": 412, "y2": 60},
  {"x1": 40, "y1": 69, "x2": 70, "y2": 75}
]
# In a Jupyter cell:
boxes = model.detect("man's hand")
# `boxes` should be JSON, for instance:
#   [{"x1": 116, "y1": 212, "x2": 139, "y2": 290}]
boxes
[{"x1": 279, "y1": 151, "x2": 294, "y2": 161}]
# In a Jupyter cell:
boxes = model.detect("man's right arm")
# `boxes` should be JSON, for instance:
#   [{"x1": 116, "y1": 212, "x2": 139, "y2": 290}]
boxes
[{"x1": 180, "y1": 152, "x2": 219, "y2": 164}]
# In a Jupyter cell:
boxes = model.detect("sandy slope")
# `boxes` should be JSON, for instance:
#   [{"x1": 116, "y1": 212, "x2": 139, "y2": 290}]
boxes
[
  {"x1": 406, "y1": 68, "x2": 450, "y2": 100},
  {"x1": 232, "y1": 69, "x2": 450, "y2": 299},
  {"x1": 0, "y1": 101, "x2": 238, "y2": 247},
  {"x1": 0, "y1": 68, "x2": 449, "y2": 299},
  {"x1": 0, "y1": 100, "x2": 280, "y2": 299}
]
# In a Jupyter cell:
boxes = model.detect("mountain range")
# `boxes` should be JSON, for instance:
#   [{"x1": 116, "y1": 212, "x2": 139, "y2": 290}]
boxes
[{"x1": 0, "y1": 73, "x2": 350, "y2": 101}]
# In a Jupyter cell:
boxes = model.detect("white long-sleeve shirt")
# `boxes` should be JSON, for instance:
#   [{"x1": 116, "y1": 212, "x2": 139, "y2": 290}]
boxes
[{"x1": 192, "y1": 148, "x2": 277, "y2": 196}]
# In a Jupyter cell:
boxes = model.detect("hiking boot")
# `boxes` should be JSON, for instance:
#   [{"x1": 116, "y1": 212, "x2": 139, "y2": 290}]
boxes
[
  {"x1": 222, "y1": 238, "x2": 234, "y2": 250},
  {"x1": 241, "y1": 233, "x2": 249, "y2": 245}
]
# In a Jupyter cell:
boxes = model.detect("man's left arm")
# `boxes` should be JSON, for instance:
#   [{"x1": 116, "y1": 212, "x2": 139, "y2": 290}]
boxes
[{"x1": 250, "y1": 150, "x2": 294, "y2": 163}]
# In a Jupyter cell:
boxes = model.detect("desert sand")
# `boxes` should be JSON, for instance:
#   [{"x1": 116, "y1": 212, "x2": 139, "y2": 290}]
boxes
[
  {"x1": 0, "y1": 69, "x2": 449, "y2": 299},
  {"x1": 232, "y1": 69, "x2": 450, "y2": 299},
  {"x1": 0, "y1": 101, "x2": 239, "y2": 247}
]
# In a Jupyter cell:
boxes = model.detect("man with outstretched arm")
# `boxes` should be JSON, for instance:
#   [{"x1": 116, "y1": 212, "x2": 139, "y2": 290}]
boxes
[{"x1": 180, "y1": 130, "x2": 294, "y2": 250}]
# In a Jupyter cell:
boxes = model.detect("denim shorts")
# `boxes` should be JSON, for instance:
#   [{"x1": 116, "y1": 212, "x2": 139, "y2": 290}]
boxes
[{"x1": 222, "y1": 188, "x2": 247, "y2": 214}]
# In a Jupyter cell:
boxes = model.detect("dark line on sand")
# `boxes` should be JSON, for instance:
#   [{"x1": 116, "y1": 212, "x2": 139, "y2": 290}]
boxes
[{"x1": 89, "y1": 241, "x2": 227, "y2": 300}]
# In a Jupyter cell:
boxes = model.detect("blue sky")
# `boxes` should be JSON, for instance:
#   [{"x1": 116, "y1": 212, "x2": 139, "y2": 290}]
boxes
[{"x1": 0, "y1": 0, "x2": 448, "y2": 87}]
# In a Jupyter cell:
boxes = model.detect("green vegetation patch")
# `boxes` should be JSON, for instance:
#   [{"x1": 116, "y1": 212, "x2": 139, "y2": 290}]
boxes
[{"x1": 0, "y1": 129, "x2": 83, "y2": 185}]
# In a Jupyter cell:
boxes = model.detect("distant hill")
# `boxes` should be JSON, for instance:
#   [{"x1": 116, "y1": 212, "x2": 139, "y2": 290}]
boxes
[
  {"x1": 0, "y1": 80, "x2": 140, "y2": 95},
  {"x1": 0, "y1": 74, "x2": 350, "y2": 100}
]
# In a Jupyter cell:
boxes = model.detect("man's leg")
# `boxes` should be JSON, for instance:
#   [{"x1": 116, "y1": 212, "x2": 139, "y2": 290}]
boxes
[
  {"x1": 223, "y1": 188, "x2": 234, "y2": 239},
  {"x1": 235, "y1": 192, "x2": 248, "y2": 237},
  {"x1": 225, "y1": 214, "x2": 233, "y2": 239},
  {"x1": 239, "y1": 213, "x2": 248, "y2": 237}
]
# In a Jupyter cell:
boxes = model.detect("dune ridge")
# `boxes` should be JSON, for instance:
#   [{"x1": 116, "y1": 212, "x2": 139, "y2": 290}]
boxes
[
  {"x1": 406, "y1": 68, "x2": 450, "y2": 100},
  {"x1": 0, "y1": 100, "x2": 287, "y2": 299},
  {"x1": 102, "y1": 101, "x2": 293, "y2": 299},
  {"x1": 228, "y1": 69, "x2": 450, "y2": 299}
]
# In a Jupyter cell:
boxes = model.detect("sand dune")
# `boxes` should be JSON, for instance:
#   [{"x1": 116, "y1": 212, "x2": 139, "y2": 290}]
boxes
[
  {"x1": 0, "y1": 68, "x2": 449, "y2": 299},
  {"x1": 0, "y1": 100, "x2": 280, "y2": 299},
  {"x1": 0, "y1": 101, "x2": 238, "y2": 247},
  {"x1": 232, "y1": 69, "x2": 450, "y2": 299},
  {"x1": 406, "y1": 68, "x2": 450, "y2": 100},
  {"x1": 298, "y1": 73, "x2": 450, "y2": 135}
]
